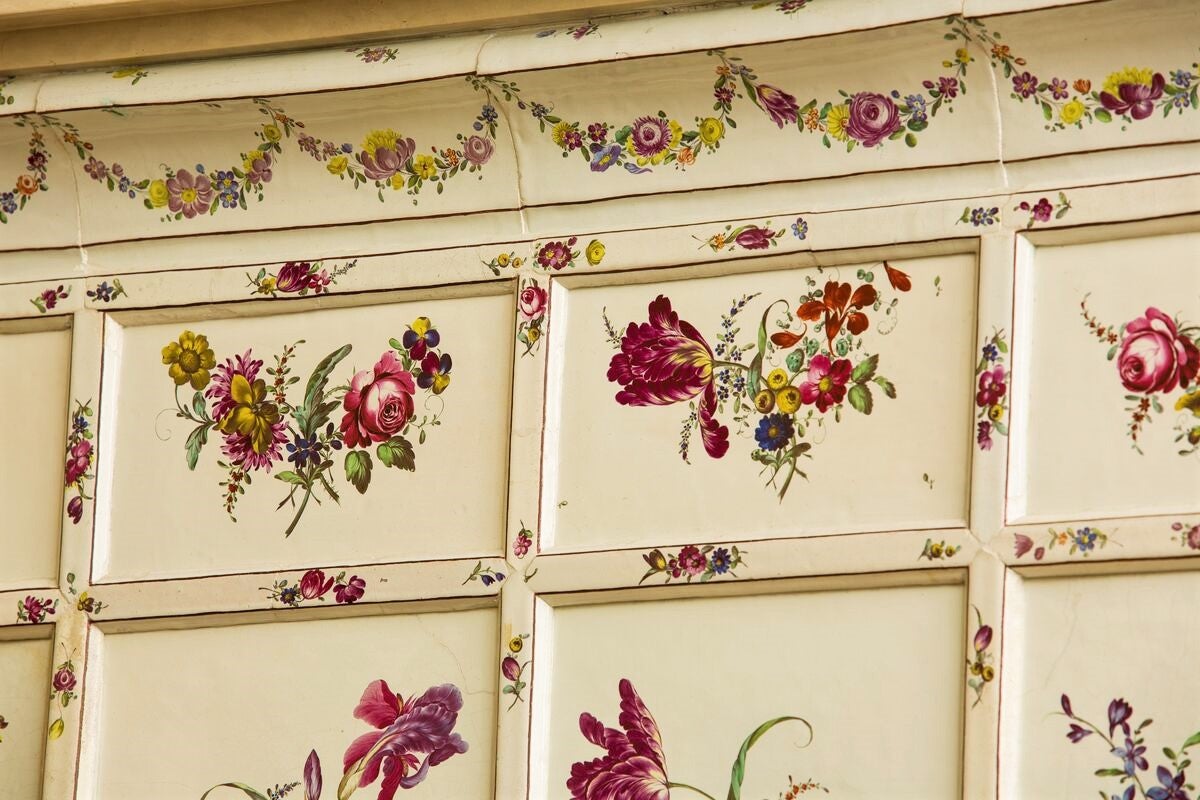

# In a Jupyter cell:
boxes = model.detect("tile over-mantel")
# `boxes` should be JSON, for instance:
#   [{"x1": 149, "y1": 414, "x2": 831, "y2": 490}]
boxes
[{"x1": 0, "y1": 0, "x2": 1196, "y2": 252}]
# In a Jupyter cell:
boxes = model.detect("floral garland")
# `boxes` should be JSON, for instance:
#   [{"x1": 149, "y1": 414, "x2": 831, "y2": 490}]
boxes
[
  {"x1": 1014, "y1": 526, "x2": 1112, "y2": 561},
  {"x1": 534, "y1": 23, "x2": 598, "y2": 40},
  {"x1": 1057, "y1": 694, "x2": 1200, "y2": 800},
  {"x1": 1, "y1": 118, "x2": 50, "y2": 225},
  {"x1": 639, "y1": 544, "x2": 746, "y2": 584},
  {"x1": 346, "y1": 46, "x2": 398, "y2": 64},
  {"x1": 1172, "y1": 520, "x2": 1200, "y2": 551},
  {"x1": 974, "y1": 330, "x2": 1009, "y2": 451},
  {"x1": 64, "y1": 400, "x2": 95, "y2": 525},
  {"x1": 1080, "y1": 297, "x2": 1200, "y2": 455},
  {"x1": 47, "y1": 648, "x2": 78, "y2": 741},
  {"x1": 263, "y1": 568, "x2": 365, "y2": 606},
  {"x1": 603, "y1": 262, "x2": 911, "y2": 499},
  {"x1": 501, "y1": 634, "x2": 530, "y2": 710},
  {"x1": 516, "y1": 278, "x2": 548, "y2": 357},
  {"x1": 246, "y1": 259, "x2": 357, "y2": 298},
  {"x1": 201, "y1": 680, "x2": 467, "y2": 799},
  {"x1": 159, "y1": 320, "x2": 453, "y2": 537},
  {"x1": 483, "y1": 236, "x2": 605, "y2": 276},
  {"x1": 569, "y1": 679, "x2": 818, "y2": 800}
]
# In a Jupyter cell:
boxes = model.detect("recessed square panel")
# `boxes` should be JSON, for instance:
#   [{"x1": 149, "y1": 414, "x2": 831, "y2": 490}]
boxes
[
  {"x1": 544, "y1": 254, "x2": 976, "y2": 551},
  {"x1": 86, "y1": 603, "x2": 498, "y2": 799},
  {"x1": 1000, "y1": 567, "x2": 1200, "y2": 799},
  {"x1": 0, "y1": 630, "x2": 54, "y2": 799},
  {"x1": 1010, "y1": 227, "x2": 1200, "y2": 523},
  {"x1": 0, "y1": 319, "x2": 71, "y2": 590},
  {"x1": 97, "y1": 287, "x2": 513, "y2": 580},
  {"x1": 534, "y1": 576, "x2": 965, "y2": 799}
]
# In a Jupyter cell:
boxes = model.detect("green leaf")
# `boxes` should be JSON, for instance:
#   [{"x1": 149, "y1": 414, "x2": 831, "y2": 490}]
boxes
[
  {"x1": 185, "y1": 424, "x2": 210, "y2": 471},
  {"x1": 874, "y1": 376, "x2": 896, "y2": 399},
  {"x1": 200, "y1": 784, "x2": 271, "y2": 800},
  {"x1": 851, "y1": 354, "x2": 878, "y2": 383},
  {"x1": 847, "y1": 383, "x2": 873, "y2": 414},
  {"x1": 345, "y1": 449, "x2": 372, "y2": 494},
  {"x1": 376, "y1": 436, "x2": 416, "y2": 471},
  {"x1": 997, "y1": 339, "x2": 1009, "y2": 353},
  {"x1": 726, "y1": 716, "x2": 812, "y2": 800},
  {"x1": 904, "y1": 132, "x2": 918, "y2": 147},
  {"x1": 1094, "y1": 768, "x2": 1126, "y2": 777},
  {"x1": 1094, "y1": 108, "x2": 1112, "y2": 123},
  {"x1": 1182, "y1": 730, "x2": 1200, "y2": 751},
  {"x1": 274, "y1": 471, "x2": 306, "y2": 485},
  {"x1": 303, "y1": 344, "x2": 352, "y2": 416}
]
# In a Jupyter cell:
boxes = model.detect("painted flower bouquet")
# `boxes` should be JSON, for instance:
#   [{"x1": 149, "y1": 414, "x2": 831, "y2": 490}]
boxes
[
  {"x1": 604, "y1": 262, "x2": 911, "y2": 499},
  {"x1": 160, "y1": 318, "x2": 452, "y2": 536},
  {"x1": 1081, "y1": 297, "x2": 1200, "y2": 455}
]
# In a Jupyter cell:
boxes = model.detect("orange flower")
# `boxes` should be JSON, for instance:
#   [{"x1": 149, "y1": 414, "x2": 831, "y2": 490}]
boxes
[
  {"x1": 715, "y1": 65, "x2": 732, "y2": 76},
  {"x1": 15, "y1": 175, "x2": 38, "y2": 196},
  {"x1": 1074, "y1": 79, "x2": 1092, "y2": 93},
  {"x1": 803, "y1": 106, "x2": 821, "y2": 131},
  {"x1": 991, "y1": 44, "x2": 1012, "y2": 59},
  {"x1": 676, "y1": 148, "x2": 696, "y2": 166},
  {"x1": 442, "y1": 148, "x2": 460, "y2": 167}
]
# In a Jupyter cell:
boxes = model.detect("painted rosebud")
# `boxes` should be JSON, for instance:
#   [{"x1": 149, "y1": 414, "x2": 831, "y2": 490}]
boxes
[
  {"x1": 502, "y1": 656, "x2": 522, "y2": 682},
  {"x1": 52, "y1": 667, "x2": 76, "y2": 693},
  {"x1": 974, "y1": 625, "x2": 993, "y2": 653}
]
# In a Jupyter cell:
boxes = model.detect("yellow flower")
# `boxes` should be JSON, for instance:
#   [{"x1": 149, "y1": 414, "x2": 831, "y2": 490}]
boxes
[
  {"x1": 982, "y1": 665, "x2": 995, "y2": 682},
  {"x1": 413, "y1": 154, "x2": 437, "y2": 180},
  {"x1": 551, "y1": 121, "x2": 574, "y2": 148},
  {"x1": 698, "y1": 116, "x2": 725, "y2": 146},
  {"x1": 48, "y1": 718, "x2": 64, "y2": 740},
  {"x1": 256, "y1": 276, "x2": 277, "y2": 295},
  {"x1": 988, "y1": 404, "x2": 1004, "y2": 422},
  {"x1": 766, "y1": 368, "x2": 789, "y2": 391},
  {"x1": 826, "y1": 104, "x2": 851, "y2": 141},
  {"x1": 754, "y1": 390, "x2": 775, "y2": 414},
  {"x1": 162, "y1": 330, "x2": 216, "y2": 389},
  {"x1": 930, "y1": 542, "x2": 944, "y2": 558},
  {"x1": 390, "y1": 173, "x2": 405, "y2": 191},
  {"x1": 776, "y1": 386, "x2": 801, "y2": 414},
  {"x1": 218, "y1": 374, "x2": 281, "y2": 455},
  {"x1": 526, "y1": 327, "x2": 541, "y2": 344},
  {"x1": 513, "y1": 257, "x2": 524, "y2": 268},
  {"x1": 110, "y1": 66, "x2": 143, "y2": 79},
  {"x1": 1060, "y1": 99, "x2": 1086, "y2": 125},
  {"x1": 1104, "y1": 67, "x2": 1154, "y2": 97},
  {"x1": 508, "y1": 636, "x2": 524, "y2": 654},
  {"x1": 326, "y1": 155, "x2": 348, "y2": 175},
  {"x1": 362, "y1": 129, "x2": 401, "y2": 157},
  {"x1": 585, "y1": 239, "x2": 605, "y2": 266},
  {"x1": 261, "y1": 124, "x2": 282, "y2": 142},
  {"x1": 955, "y1": 48, "x2": 972, "y2": 65},
  {"x1": 148, "y1": 179, "x2": 169, "y2": 208},
  {"x1": 242, "y1": 152, "x2": 262, "y2": 174},
  {"x1": 496, "y1": 252, "x2": 510, "y2": 267},
  {"x1": 1174, "y1": 390, "x2": 1200, "y2": 417},
  {"x1": 411, "y1": 317, "x2": 432, "y2": 336}
]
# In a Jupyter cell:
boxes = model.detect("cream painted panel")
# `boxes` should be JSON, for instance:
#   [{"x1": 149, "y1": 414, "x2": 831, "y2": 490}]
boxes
[
  {"x1": 86, "y1": 606, "x2": 498, "y2": 799},
  {"x1": 0, "y1": 632, "x2": 54, "y2": 799},
  {"x1": 0, "y1": 320, "x2": 71, "y2": 589},
  {"x1": 1000, "y1": 567, "x2": 1200, "y2": 799},
  {"x1": 1010, "y1": 230, "x2": 1200, "y2": 523},
  {"x1": 96, "y1": 289, "x2": 512, "y2": 581},
  {"x1": 534, "y1": 578, "x2": 966, "y2": 799},
  {"x1": 544, "y1": 254, "x2": 976, "y2": 551}
]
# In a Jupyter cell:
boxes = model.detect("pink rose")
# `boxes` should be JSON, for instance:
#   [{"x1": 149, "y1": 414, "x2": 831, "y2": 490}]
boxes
[
  {"x1": 52, "y1": 667, "x2": 76, "y2": 693},
  {"x1": 339, "y1": 351, "x2": 415, "y2": 448},
  {"x1": 518, "y1": 284, "x2": 547, "y2": 320},
  {"x1": 299, "y1": 568, "x2": 334, "y2": 600},
  {"x1": 1117, "y1": 307, "x2": 1200, "y2": 394},
  {"x1": 65, "y1": 439, "x2": 92, "y2": 486},
  {"x1": 463, "y1": 135, "x2": 494, "y2": 166},
  {"x1": 275, "y1": 262, "x2": 311, "y2": 293},
  {"x1": 734, "y1": 226, "x2": 776, "y2": 250},
  {"x1": 846, "y1": 92, "x2": 902, "y2": 147}
]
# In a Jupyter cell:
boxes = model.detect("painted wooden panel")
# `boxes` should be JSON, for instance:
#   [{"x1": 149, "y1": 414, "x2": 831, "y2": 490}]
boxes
[{"x1": 0, "y1": 630, "x2": 54, "y2": 800}]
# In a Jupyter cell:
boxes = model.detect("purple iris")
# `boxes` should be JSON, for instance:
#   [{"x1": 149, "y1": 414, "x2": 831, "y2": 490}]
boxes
[
  {"x1": 1109, "y1": 698, "x2": 1133, "y2": 737},
  {"x1": 1146, "y1": 766, "x2": 1189, "y2": 800},
  {"x1": 1112, "y1": 737, "x2": 1148, "y2": 775}
]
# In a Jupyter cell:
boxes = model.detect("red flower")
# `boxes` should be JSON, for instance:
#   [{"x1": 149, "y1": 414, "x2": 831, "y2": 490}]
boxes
[
  {"x1": 974, "y1": 625, "x2": 993, "y2": 653},
  {"x1": 1117, "y1": 307, "x2": 1199, "y2": 394},
  {"x1": 342, "y1": 680, "x2": 468, "y2": 799},
  {"x1": 335, "y1": 575, "x2": 366, "y2": 604},
  {"x1": 976, "y1": 366, "x2": 1006, "y2": 407},
  {"x1": 798, "y1": 354, "x2": 851, "y2": 412},
  {"x1": 299, "y1": 569, "x2": 335, "y2": 600},
  {"x1": 340, "y1": 352, "x2": 416, "y2": 448},
  {"x1": 756, "y1": 84, "x2": 800, "y2": 128},
  {"x1": 797, "y1": 280, "x2": 876, "y2": 351},
  {"x1": 537, "y1": 237, "x2": 578, "y2": 271},
  {"x1": 883, "y1": 262, "x2": 912, "y2": 292},
  {"x1": 52, "y1": 666, "x2": 76, "y2": 693},
  {"x1": 65, "y1": 439, "x2": 92, "y2": 486},
  {"x1": 607, "y1": 295, "x2": 728, "y2": 458},
  {"x1": 677, "y1": 545, "x2": 707, "y2": 576},
  {"x1": 275, "y1": 262, "x2": 312, "y2": 293},
  {"x1": 1014, "y1": 534, "x2": 1034, "y2": 558},
  {"x1": 568, "y1": 679, "x2": 669, "y2": 800}
]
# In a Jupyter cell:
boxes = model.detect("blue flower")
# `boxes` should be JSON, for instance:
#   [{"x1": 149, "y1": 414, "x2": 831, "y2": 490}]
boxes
[
  {"x1": 982, "y1": 343, "x2": 999, "y2": 362},
  {"x1": 286, "y1": 436, "x2": 320, "y2": 467},
  {"x1": 213, "y1": 170, "x2": 239, "y2": 208},
  {"x1": 1073, "y1": 527, "x2": 1098, "y2": 552},
  {"x1": 73, "y1": 415, "x2": 89, "y2": 430},
  {"x1": 710, "y1": 547, "x2": 732, "y2": 574},
  {"x1": 0, "y1": 192, "x2": 15, "y2": 214},
  {"x1": 535, "y1": 29, "x2": 556, "y2": 37},
  {"x1": 341, "y1": 142, "x2": 353, "y2": 153},
  {"x1": 970, "y1": 207, "x2": 1000, "y2": 226},
  {"x1": 278, "y1": 586, "x2": 300, "y2": 606},
  {"x1": 589, "y1": 143, "x2": 622, "y2": 173},
  {"x1": 1112, "y1": 737, "x2": 1148, "y2": 775},
  {"x1": 755, "y1": 414, "x2": 794, "y2": 451},
  {"x1": 1146, "y1": 766, "x2": 1188, "y2": 800},
  {"x1": 905, "y1": 94, "x2": 928, "y2": 122},
  {"x1": 481, "y1": 104, "x2": 498, "y2": 122},
  {"x1": 791, "y1": 217, "x2": 808, "y2": 240},
  {"x1": 88, "y1": 281, "x2": 114, "y2": 302},
  {"x1": 531, "y1": 103, "x2": 549, "y2": 119},
  {"x1": 1171, "y1": 70, "x2": 1194, "y2": 88}
]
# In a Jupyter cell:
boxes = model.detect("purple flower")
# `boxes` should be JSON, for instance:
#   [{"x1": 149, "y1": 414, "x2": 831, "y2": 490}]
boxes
[
  {"x1": 1014, "y1": 534, "x2": 1034, "y2": 558},
  {"x1": 1113, "y1": 737, "x2": 1148, "y2": 775},
  {"x1": 462, "y1": 135, "x2": 494, "y2": 167},
  {"x1": 1108, "y1": 698, "x2": 1133, "y2": 737},
  {"x1": 359, "y1": 135, "x2": 416, "y2": 181},
  {"x1": 569, "y1": 680, "x2": 669, "y2": 800},
  {"x1": 1061, "y1": 694, "x2": 1074, "y2": 717},
  {"x1": 27, "y1": 151, "x2": 47, "y2": 171},
  {"x1": 587, "y1": 123, "x2": 608, "y2": 142},
  {"x1": 1049, "y1": 78, "x2": 1069, "y2": 99},
  {"x1": 501, "y1": 656, "x2": 521, "y2": 682},
  {"x1": 67, "y1": 495, "x2": 84, "y2": 524},
  {"x1": 1013, "y1": 71, "x2": 1039, "y2": 98},
  {"x1": 589, "y1": 143, "x2": 622, "y2": 172},
  {"x1": 342, "y1": 681, "x2": 468, "y2": 796},
  {"x1": 335, "y1": 575, "x2": 366, "y2": 604},
  {"x1": 1113, "y1": 788, "x2": 1136, "y2": 800},
  {"x1": 84, "y1": 157, "x2": 107, "y2": 180},
  {"x1": 714, "y1": 86, "x2": 734, "y2": 105},
  {"x1": 973, "y1": 625, "x2": 993, "y2": 653},
  {"x1": 303, "y1": 750, "x2": 321, "y2": 800},
  {"x1": 165, "y1": 169, "x2": 213, "y2": 219},
  {"x1": 244, "y1": 151, "x2": 273, "y2": 184},
  {"x1": 1031, "y1": 197, "x2": 1053, "y2": 222},
  {"x1": 629, "y1": 116, "x2": 673, "y2": 159},
  {"x1": 756, "y1": 84, "x2": 800, "y2": 128},
  {"x1": 977, "y1": 421, "x2": 993, "y2": 450},
  {"x1": 938, "y1": 76, "x2": 959, "y2": 98},
  {"x1": 846, "y1": 92, "x2": 902, "y2": 147},
  {"x1": 1101, "y1": 73, "x2": 1166, "y2": 121},
  {"x1": 0, "y1": 192, "x2": 16, "y2": 214},
  {"x1": 1146, "y1": 766, "x2": 1189, "y2": 800},
  {"x1": 1066, "y1": 723, "x2": 1092, "y2": 743}
]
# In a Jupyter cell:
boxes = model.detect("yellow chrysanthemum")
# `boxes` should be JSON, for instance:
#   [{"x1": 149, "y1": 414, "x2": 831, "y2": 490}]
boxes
[
  {"x1": 551, "y1": 121, "x2": 574, "y2": 148},
  {"x1": 326, "y1": 155, "x2": 348, "y2": 175},
  {"x1": 362, "y1": 129, "x2": 402, "y2": 157},
  {"x1": 826, "y1": 104, "x2": 851, "y2": 142},
  {"x1": 218, "y1": 374, "x2": 281, "y2": 455},
  {"x1": 698, "y1": 116, "x2": 725, "y2": 146},
  {"x1": 1103, "y1": 67, "x2": 1155, "y2": 96},
  {"x1": 413, "y1": 154, "x2": 437, "y2": 180},
  {"x1": 1060, "y1": 99, "x2": 1086, "y2": 125},
  {"x1": 162, "y1": 330, "x2": 216, "y2": 389}
]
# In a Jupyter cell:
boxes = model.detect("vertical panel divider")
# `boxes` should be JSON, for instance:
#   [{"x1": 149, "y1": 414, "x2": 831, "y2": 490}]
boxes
[{"x1": 963, "y1": 550, "x2": 1006, "y2": 800}]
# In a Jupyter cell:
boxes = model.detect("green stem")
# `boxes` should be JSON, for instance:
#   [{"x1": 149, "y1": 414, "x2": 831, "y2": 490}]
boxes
[
  {"x1": 282, "y1": 472, "x2": 313, "y2": 538},
  {"x1": 667, "y1": 782, "x2": 718, "y2": 800}
]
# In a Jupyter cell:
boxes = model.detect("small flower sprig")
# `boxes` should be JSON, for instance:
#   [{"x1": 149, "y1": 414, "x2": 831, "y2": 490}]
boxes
[
  {"x1": 639, "y1": 544, "x2": 746, "y2": 585},
  {"x1": 770, "y1": 775, "x2": 829, "y2": 797},
  {"x1": 109, "y1": 66, "x2": 150, "y2": 84},
  {"x1": 1058, "y1": 693, "x2": 1200, "y2": 800},
  {"x1": 501, "y1": 634, "x2": 531, "y2": 710},
  {"x1": 263, "y1": 568, "x2": 366, "y2": 607},
  {"x1": 966, "y1": 605, "x2": 994, "y2": 708},
  {"x1": 1172, "y1": 521, "x2": 1200, "y2": 551},
  {"x1": 66, "y1": 572, "x2": 106, "y2": 615},
  {"x1": 347, "y1": 45, "x2": 398, "y2": 64},
  {"x1": 974, "y1": 329, "x2": 1009, "y2": 451},
  {"x1": 512, "y1": 522, "x2": 533, "y2": 558},
  {"x1": 86, "y1": 279, "x2": 127, "y2": 303},
  {"x1": 30, "y1": 284, "x2": 69, "y2": 313},
  {"x1": 957, "y1": 206, "x2": 999, "y2": 227},
  {"x1": 1014, "y1": 526, "x2": 1112, "y2": 561},
  {"x1": 1013, "y1": 192, "x2": 1071, "y2": 228},
  {"x1": 534, "y1": 22, "x2": 599, "y2": 40},
  {"x1": 919, "y1": 538, "x2": 960, "y2": 561},
  {"x1": 47, "y1": 647, "x2": 78, "y2": 741},
  {"x1": 462, "y1": 561, "x2": 506, "y2": 587},
  {"x1": 516, "y1": 278, "x2": 548, "y2": 357},
  {"x1": 64, "y1": 399, "x2": 95, "y2": 525},
  {"x1": 248, "y1": 259, "x2": 357, "y2": 298},
  {"x1": 481, "y1": 250, "x2": 525, "y2": 276},
  {"x1": 16, "y1": 595, "x2": 57, "y2": 624},
  {"x1": 696, "y1": 221, "x2": 786, "y2": 253}
]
